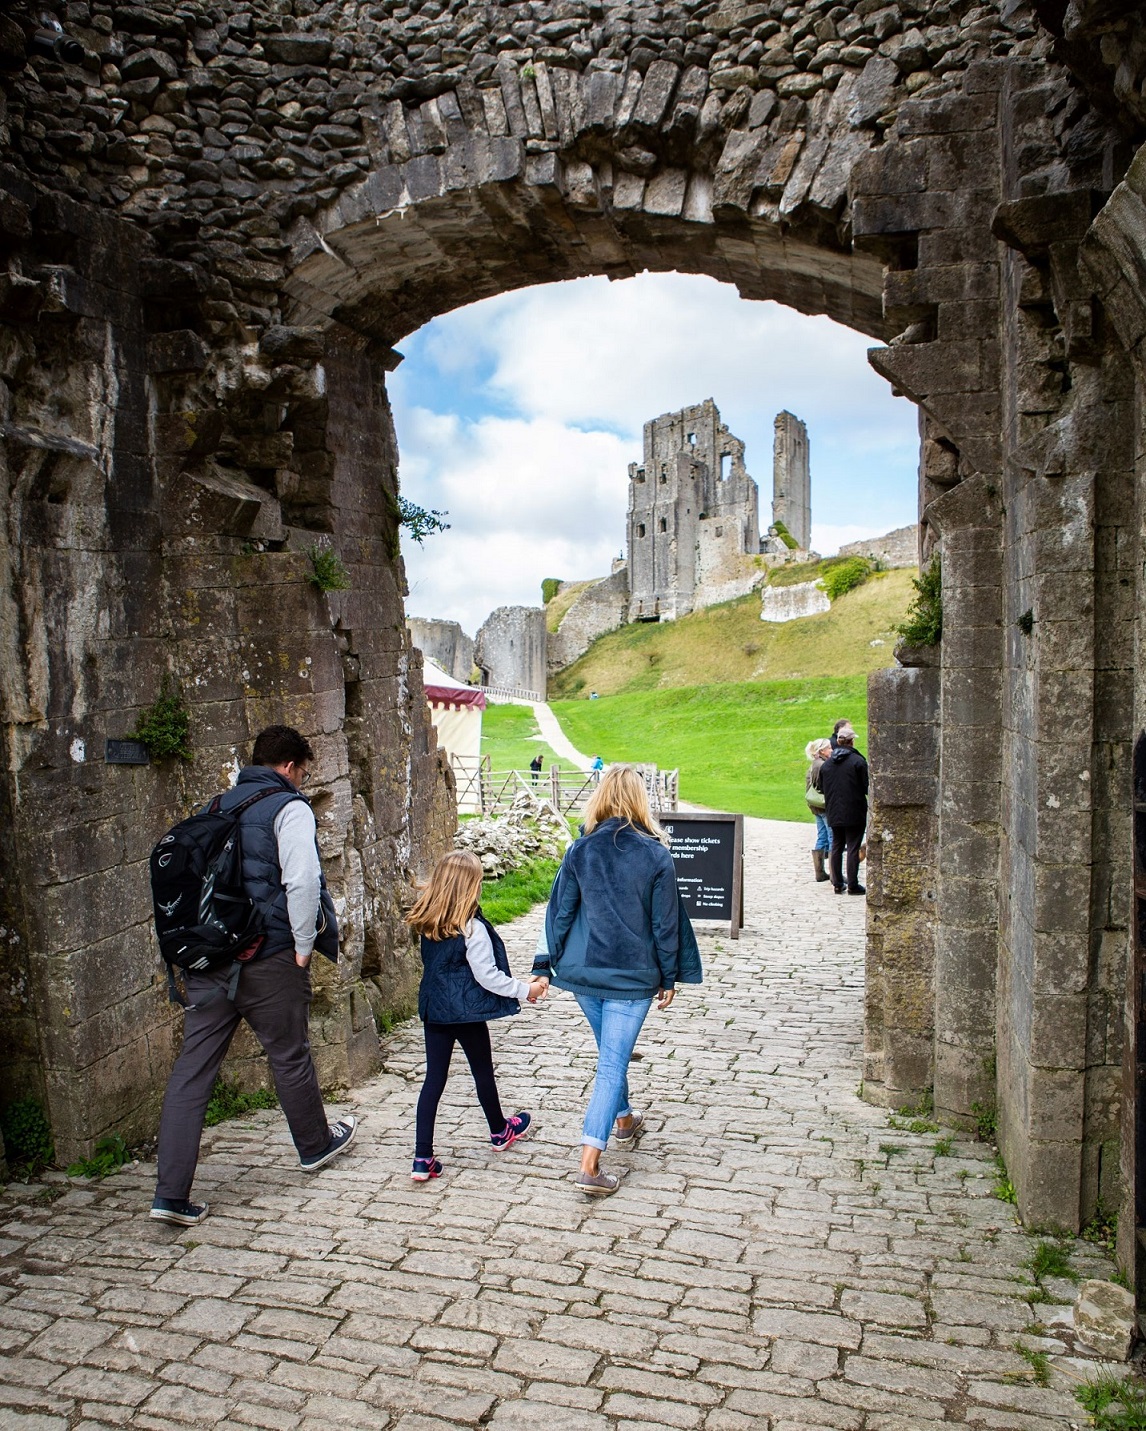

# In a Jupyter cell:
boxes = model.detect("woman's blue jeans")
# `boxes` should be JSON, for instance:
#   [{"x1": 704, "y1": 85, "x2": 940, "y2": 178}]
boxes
[
  {"x1": 813, "y1": 812, "x2": 831, "y2": 852},
  {"x1": 575, "y1": 994, "x2": 654, "y2": 1150}
]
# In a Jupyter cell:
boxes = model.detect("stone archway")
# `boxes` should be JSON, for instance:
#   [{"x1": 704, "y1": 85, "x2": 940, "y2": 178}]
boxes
[{"x1": 1, "y1": 0, "x2": 1144, "y2": 1251}]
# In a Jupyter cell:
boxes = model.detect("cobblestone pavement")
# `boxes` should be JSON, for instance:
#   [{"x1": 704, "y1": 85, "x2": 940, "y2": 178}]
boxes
[{"x1": 0, "y1": 818, "x2": 1118, "y2": 1429}]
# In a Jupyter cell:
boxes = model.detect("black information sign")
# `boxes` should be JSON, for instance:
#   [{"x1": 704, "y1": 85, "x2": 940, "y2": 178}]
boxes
[
  {"x1": 662, "y1": 811, "x2": 744, "y2": 939},
  {"x1": 106, "y1": 739, "x2": 150, "y2": 765}
]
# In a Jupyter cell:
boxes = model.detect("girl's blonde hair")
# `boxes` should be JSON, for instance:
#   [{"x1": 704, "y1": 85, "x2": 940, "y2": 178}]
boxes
[
  {"x1": 406, "y1": 850, "x2": 483, "y2": 941},
  {"x1": 583, "y1": 764, "x2": 669, "y2": 846}
]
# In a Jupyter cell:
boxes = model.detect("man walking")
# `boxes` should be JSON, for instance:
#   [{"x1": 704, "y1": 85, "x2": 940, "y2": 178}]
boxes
[
  {"x1": 819, "y1": 722, "x2": 869, "y2": 896},
  {"x1": 150, "y1": 725, "x2": 357, "y2": 1226}
]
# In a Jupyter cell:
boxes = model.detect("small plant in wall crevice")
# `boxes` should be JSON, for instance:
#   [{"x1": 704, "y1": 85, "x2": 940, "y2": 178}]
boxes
[
  {"x1": 133, "y1": 674, "x2": 192, "y2": 761},
  {"x1": 307, "y1": 543, "x2": 351, "y2": 594}
]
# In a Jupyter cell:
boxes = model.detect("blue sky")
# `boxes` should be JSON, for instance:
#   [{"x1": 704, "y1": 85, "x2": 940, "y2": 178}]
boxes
[{"x1": 392, "y1": 271, "x2": 919, "y2": 635}]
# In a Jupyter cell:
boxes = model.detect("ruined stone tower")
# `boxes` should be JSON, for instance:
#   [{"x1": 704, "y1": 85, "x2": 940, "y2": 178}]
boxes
[
  {"x1": 626, "y1": 400, "x2": 761, "y2": 622},
  {"x1": 773, "y1": 411, "x2": 812, "y2": 552}
]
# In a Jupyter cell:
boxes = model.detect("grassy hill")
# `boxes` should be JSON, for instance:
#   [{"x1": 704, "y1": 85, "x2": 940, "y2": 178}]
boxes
[
  {"x1": 550, "y1": 565, "x2": 914, "y2": 698},
  {"x1": 480, "y1": 702, "x2": 575, "y2": 772},
  {"x1": 552, "y1": 677, "x2": 869, "y2": 822}
]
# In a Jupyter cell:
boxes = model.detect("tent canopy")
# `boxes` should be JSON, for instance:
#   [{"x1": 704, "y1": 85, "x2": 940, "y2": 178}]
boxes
[{"x1": 423, "y1": 658, "x2": 486, "y2": 711}]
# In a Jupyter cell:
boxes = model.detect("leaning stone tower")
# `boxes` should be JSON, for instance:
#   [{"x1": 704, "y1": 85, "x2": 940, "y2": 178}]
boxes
[{"x1": 772, "y1": 411, "x2": 811, "y2": 551}]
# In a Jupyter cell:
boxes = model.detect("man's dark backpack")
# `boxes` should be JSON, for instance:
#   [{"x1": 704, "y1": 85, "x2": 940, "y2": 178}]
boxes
[{"x1": 149, "y1": 788, "x2": 282, "y2": 1007}]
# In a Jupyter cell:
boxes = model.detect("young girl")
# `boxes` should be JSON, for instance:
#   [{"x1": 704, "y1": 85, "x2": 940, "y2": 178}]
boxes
[{"x1": 405, "y1": 850, "x2": 547, "y2": 1182}]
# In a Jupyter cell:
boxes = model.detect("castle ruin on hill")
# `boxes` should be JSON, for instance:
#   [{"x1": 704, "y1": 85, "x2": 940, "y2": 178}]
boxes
[{"x1": 627, "y1": 398, "x2": 811, "y2": 623}]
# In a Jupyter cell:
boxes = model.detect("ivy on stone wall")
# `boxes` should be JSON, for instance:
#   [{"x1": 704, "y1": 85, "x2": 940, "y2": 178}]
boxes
[{"x1": 898, "y1": 555, "x2": 942, "y2": 647}]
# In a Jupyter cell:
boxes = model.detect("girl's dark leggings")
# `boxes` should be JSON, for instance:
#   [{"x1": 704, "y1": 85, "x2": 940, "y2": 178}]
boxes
[{"x1": 415, "y1": 1020, "x2": 506, "y2": 1158}]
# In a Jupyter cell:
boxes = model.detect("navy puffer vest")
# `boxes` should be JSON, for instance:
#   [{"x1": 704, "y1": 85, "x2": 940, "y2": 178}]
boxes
[
  {"x1": 218, "y1": 766, "x2": 337, "y2": 961},
  {"x1": 418, "y1": 912, "x2": 519, "y2": 1024}
]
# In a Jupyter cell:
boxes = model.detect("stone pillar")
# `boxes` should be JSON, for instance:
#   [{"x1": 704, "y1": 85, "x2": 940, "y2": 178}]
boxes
[
  {"x1": 863, "y1": 656, "x2": 940, "y2": 1108},
  {"x1": 929, "y1": 477, "x2": 1005, "y2": 1126},
  {"x1": 772, "y1": 411, "x2": 811, "y2": 552}
]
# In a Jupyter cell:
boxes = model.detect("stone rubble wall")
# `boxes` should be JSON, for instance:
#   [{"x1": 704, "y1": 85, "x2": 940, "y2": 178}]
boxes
[
  {"x1": 407, "y1": 615, "x2": 475, "y2": 683},
  {"x1": 546, "y1": 568, "x2": 629, "y2": 674},
  {"x1": 474, "y1": 605, "x2": 547, "y2": 698},
  {"x1": 760, "y1": 578, "x2": 830, "y2": 622},
  {"x1": 839, "y1": 522, "x2": 919, "y2": 568}
]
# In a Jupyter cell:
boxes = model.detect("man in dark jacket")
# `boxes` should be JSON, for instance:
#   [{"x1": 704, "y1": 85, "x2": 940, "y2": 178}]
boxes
[
  {"x1": 151, "y1": 725, "x2": 357, "y2": 1227},
  {"x1": 819, "y1": 723, "x2": 869, "y2": 896}
]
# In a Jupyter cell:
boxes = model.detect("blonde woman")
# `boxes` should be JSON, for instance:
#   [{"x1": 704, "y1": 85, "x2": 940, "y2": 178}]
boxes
[
  {"x1": 406, "y1": 850, "x2": 548, "y2": 1182},
  {"x1": 532, "y1": 766, "x2": 702, "y2": 1196}
]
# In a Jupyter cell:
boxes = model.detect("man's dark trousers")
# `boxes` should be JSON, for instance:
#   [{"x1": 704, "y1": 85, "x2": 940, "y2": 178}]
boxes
[
  {"x1": 830, "y1": 824, "x2": 864, "y2": 892},
  {"x1": 156, "y1": 949, "x2": 329, "y2": 1199}
]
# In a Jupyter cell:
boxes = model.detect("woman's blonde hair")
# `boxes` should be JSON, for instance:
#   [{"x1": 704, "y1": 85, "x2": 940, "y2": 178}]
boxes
[
  {"x1": 406, "y1": 850, "x2": 483, "y2": 940},
  {"x1": 583, "y1": 764, "x2": 669, "y2": 846}
]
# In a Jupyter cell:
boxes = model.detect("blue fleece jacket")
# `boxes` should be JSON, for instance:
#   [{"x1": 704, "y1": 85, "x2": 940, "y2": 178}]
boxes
[{"x1": 533, "y1": 817, "x2": 701, "y2": 999}]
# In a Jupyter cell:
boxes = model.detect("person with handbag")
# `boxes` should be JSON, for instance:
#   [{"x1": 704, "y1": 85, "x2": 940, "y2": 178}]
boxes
[
  {"x1": 804, "y1": 737, "x2": 832, "y2": 883},
  {"x1": 531, "y1": 765, "x2": 702, "y2": 1197}
]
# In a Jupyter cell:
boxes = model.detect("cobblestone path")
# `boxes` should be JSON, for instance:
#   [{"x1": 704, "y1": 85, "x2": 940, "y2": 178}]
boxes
[{"x1": 0, "y1": 818, "x2": 1116, "y2": 1429}]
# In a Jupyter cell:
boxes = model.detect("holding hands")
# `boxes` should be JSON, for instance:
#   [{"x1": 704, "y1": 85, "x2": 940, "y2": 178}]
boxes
[{"x1": 527, "y1": 977, "x2": 550, "y2": 1003}]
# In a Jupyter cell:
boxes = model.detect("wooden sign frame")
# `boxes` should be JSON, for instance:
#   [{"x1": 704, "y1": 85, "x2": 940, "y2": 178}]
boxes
[{"x1": 661, "y1": 810, "x2": 745, "y2": 940}]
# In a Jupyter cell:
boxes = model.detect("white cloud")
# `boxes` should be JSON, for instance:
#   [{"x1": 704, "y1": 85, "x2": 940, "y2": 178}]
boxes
[{"x1": 392, "y1": 272, "x2": 920, "y2": 632}]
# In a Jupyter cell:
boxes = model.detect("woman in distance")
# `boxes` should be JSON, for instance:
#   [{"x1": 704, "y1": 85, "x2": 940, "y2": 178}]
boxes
[{"x1": 531, "y1": 764, "x2": 701, "y2": 1196}]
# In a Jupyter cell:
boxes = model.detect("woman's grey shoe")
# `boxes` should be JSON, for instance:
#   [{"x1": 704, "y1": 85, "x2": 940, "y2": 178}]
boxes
[
  {"x1": 613, "y1": 1110, "x2": 645, "y2": 1148},
  {"x1": 575, "y1": 1169, "x2": 622, "y2": 1196}
]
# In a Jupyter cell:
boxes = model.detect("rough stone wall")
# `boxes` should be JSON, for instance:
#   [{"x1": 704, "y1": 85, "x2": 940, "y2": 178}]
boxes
[
  {"x1": 547, "y1": 568, "x2": 629, "y2": 673},
  {"x1": 772, "y1": 409, "x2": 811, "y2": 551},
  {"x1": 839, "y1": 523, "x2": 918, "y2": 567},
  {"x1": 4, "y1": 0, "x2": 1146, "y2": 1240},
  {"x1": 864, "y1": 656, "x2": 940, "y2": 1108},
  {"x1": 407, "y1": 616, "x2": 475, "y2": 683},
  {"x1": 474, "y1": 605, "x2": 547, "y2": 697},
  {"x1": 759, "y1": 579, "x2": 830, "y2": 623}
]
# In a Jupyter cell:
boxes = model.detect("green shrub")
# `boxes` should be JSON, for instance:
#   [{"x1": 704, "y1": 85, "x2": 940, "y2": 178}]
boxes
[
  {"x1": 820, "y1": 556, "x2": 873, "y2": 601},
  {"x1": 307, "y1": 543, "x2": 351, "y2": 593},
  {"x1": 772, "y1": 520, "x2": 799, "y2": 551},
  {"x1": 1, "y1": 1097, "x2": 55, "y2": 1177},
  {"x1": 541, "y1": 577, "x2": 563, "y2": 605},
  {"x1": 898, "y1": 554, "x2": 942, "y2": 646},
  {"x1": 134, "y1": 675, "x2": 192, "y2": 761},
  {"x1": 67, "y1": 1132, "x2": 129, "y2": 1180},
  {"x1": 204, "y1": 1077, "x2": 278, "y2": 1127},
  {"x1": 398, "y1": 496, "x2": 450, "y2": 546}
]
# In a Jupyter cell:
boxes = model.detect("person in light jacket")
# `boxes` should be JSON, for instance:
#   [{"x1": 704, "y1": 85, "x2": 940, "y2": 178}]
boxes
[
  {"x1": 532, "y1": 765, "x2": 702, "y2": 1197},
  {"x1": 804, "y1": 737, "x2": 832, "y2": 883}
]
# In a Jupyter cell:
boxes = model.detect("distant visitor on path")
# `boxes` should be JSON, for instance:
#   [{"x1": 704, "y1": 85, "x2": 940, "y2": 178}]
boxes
[
  {"x1": 150, "y1": 725, "x2": 358, "y2": 1228},
  {"x1": 804, "y1": 738, "x2": 833, "y2": 883},
  {"x1": 591, "y1": 754, "x2": 605, "y2": 776},
  {"x1": 532, "y1": 765, "x2": 702, "y2": 1197},
  {"x1": 819, "y1": 723, "x2": 869, "y2": 897},
  {"x1": 406, "y1": 850, "x2": 547, "y2": 1183},
  {"x1": 529, "y1": 752, "x2": 543, "y2": 785}
]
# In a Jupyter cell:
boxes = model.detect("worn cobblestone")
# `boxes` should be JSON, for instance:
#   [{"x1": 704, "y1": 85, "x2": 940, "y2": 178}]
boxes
[{"x1": 0, "y1": 818, "x2": 1114, "y2": 1425}]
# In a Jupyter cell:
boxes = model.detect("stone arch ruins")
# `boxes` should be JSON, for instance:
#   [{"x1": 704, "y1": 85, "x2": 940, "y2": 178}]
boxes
[{"x1": 2, "y1": 0, "x2": 1146, "y2": 1269}]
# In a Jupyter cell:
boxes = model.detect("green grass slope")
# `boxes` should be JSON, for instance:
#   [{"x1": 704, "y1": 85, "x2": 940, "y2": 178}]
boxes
[
  {"x1": 480, "y1": 702, "x2": 575, "y2": 772},
  {"x1": 550, "y1": 566, "x2": 914, "y2": 699},
  {"x1": 552, "y1": 677, "x2": 869, "y2": 822}
]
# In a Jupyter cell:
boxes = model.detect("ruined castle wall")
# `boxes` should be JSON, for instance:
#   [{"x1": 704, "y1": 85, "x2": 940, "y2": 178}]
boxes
[
  {"x1": 475, "y1": 606, "x2": 547, "y2": 698},
  {"x1": 547, "y1": 570, "x2": 628, "y2": 675},
  {"x1": 839, "y1": 524, "x2": 919, "y2": 568},
  {"x1": 773, "y1": 411, "x2": 811, "y2": 552},
  {"x1": 407, "y1": 617, "x2": 475, "y2": 684}
]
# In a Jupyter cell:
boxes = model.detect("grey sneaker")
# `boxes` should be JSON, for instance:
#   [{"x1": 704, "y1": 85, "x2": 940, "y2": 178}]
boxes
[
  {"x1": 575, "y1": 1169, "x2": 622, "y2": 1197},
  {"x1": 613, "y1": 1110, "x2": 645, "y2": 1149}
]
